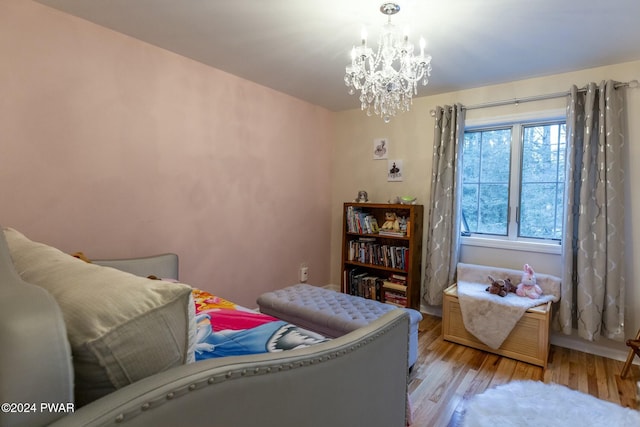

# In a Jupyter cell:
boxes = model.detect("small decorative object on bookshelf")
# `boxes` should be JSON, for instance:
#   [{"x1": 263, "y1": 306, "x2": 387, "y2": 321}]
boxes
[
  {"x1": 341, "y1": 202, "x2": 423, "y2": 309},
  {"x1": 354, "y1": 190, "x2": 369, "y2": 203},
  {"x1": 389, "y1": 195, "x2": 418, "y2": 205}
]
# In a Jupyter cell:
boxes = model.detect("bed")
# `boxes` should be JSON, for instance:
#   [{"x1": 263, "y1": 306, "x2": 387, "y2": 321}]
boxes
[{"x1": 0, "y1": 227, "x2": 410, "y2": 427}]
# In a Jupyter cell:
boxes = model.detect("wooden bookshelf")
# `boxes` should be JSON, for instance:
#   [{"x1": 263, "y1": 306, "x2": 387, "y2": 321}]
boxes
[{"x1": 341, "y1": 202, "x2": 423, "y2": 310}]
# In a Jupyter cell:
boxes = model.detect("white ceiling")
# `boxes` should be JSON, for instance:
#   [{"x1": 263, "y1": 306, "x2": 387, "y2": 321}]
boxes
[{"x1": 35, "y1": 0, "x2": 640, "y2": 112}]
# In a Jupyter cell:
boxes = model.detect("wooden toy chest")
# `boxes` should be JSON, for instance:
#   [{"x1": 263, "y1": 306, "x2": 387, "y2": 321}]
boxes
[{"x1": 442, "y1": 283, "x2": 551, "y2": 368}]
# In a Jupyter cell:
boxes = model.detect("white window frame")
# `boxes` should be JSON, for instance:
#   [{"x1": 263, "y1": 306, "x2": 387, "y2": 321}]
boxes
[{"x1": 461, "y1": 108, "x2": 566, "y2": 255}]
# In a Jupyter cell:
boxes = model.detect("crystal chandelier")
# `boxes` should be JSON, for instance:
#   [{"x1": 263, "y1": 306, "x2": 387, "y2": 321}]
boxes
[{"x1": 344, "y1": 3, "x2": 432, "y2": 123}]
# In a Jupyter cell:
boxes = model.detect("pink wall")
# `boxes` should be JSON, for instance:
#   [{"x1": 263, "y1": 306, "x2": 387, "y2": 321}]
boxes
[{"x1": 0, "y1": 0, "x2": 334, "y2": 307}]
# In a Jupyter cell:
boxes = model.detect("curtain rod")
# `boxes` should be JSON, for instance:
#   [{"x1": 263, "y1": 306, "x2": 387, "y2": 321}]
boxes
[{"x1": 429, "y1": 79, "x2": 639, "y2": 116}]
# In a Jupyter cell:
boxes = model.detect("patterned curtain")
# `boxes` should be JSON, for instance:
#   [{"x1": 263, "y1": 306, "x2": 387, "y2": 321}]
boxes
[
  {"x1": 423, "y1": 104, "x2": 465, "y2": 305},
  {"x1": 558, "y1": 81, "x2": 626, "y2": 341}
]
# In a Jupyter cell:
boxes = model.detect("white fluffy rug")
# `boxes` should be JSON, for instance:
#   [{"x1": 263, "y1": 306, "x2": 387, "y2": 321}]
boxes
[{"x1": 461, "y1": 381, "x2": 640, "y2": 427}]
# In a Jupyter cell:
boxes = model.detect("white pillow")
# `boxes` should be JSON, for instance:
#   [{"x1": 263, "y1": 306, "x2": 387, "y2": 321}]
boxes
[{"x1": 4, "y1": 228, "x2": 194, "y2": 406}]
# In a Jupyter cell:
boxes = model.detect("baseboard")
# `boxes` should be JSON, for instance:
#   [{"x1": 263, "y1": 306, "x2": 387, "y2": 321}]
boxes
[
  {"x1": 549, "y1": 331, "x2": 634, "y2": 364},
  {"x1": 421, "y1": 302, "x2": 637, "y2": 365}
]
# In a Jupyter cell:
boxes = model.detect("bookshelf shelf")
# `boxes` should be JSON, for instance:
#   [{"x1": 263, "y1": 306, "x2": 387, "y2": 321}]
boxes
[
  {"x1": 343, "y1": 260, "x2": 407, "y2": 274},
  {"x1": 345, "y1": 232, "x2": 411, "y2": 241},
  {"x1": 341, "y1": 202, "x2": 424, "y2": 310}
]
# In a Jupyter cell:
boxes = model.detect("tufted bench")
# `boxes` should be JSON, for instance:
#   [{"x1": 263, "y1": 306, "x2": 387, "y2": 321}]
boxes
[{"x1": 257, "y1": 284, "x2": 422, "y2": 367}]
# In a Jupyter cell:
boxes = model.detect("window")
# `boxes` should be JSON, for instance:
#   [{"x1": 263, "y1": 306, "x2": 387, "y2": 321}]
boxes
[{"x1": 461, "y1": 116, "x2": 566, "y2": 244}]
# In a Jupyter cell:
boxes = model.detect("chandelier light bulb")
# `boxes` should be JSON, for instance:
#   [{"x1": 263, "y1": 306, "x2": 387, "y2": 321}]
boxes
[{"x1": 344, "y1": 2, "x2": 432, "y2": 122}]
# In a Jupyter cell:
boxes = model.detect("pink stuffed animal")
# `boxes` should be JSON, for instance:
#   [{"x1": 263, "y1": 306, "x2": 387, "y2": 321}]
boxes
[{"x1": 516, "y1": 264, "x2": 543, "y2": 299}]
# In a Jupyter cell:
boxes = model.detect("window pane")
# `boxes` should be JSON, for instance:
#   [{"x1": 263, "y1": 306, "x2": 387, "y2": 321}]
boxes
[
  {"x1": 462, "y1": 132, "x2": 481, "y2": 181},
  {"x1": 520, "y1": 183, "x2": 559, "y2": 238},
  {"x1": 519, "y1": 123, "x2": 565, "y2": 240},
  {"x1": 462, "y1": 128, "x2": 510, "y2": 236},
  {"x1": 522, "y1": 124, "x2": 564, "y2": 181},
  {"x1": 462, "y1": 184, "x2": 479, "y2": 231},
  {"x1": 480, "y1": 130, "x2": 511, "y2": 183},
  {"x1": 478, "y1": 184, "x2": 509, "y2": 235}
]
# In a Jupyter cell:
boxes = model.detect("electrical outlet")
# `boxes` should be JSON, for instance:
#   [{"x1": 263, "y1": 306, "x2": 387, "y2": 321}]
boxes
[{"x1": 299, "y1": 264, "x2": 309, "y2": 282}]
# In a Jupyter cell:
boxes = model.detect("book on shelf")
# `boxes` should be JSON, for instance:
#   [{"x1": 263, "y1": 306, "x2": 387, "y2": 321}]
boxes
[
  {"x1": 346, "y1": 206, "x2": 365, "y2": 233},
  {"x1": 345, "y1": 268, "x2": 383, "y2": 302},
  {"x1": 362, "y1": 276, "x2": 381, "y2": 301},
  {"x1": 348, "y1": 270, "x2": 368, "y2": 296},
  {"x1": 383, "y1": 290, "x2": 407, "y2": 307},
  {"x1": 346, "y1": 206, "x2": 382, "y2": 235},
  {"x1": 346, "y1": 206, "x2": 356, "y2": 233},
  {"x1": 369, "y1": 217, "x2": 380, "y2": 233},
  {"x1": 382, "y1": 280, "x2": 407, "y2": 292},
  {"x1": 378, "y1": 229, "x2": 406, "y2": 237},
  {"x1": 347, "y1": 240, "x2": 408, "y2": 270},
  {"x1": 389, "y1": 273, "x2": 407, "y2": 283},
  {"x1": 363, "y1": 215, "x2": 372, "y2": 233}
]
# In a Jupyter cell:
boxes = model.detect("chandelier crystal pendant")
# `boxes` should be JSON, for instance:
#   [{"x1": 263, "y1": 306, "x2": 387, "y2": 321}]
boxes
[{"x1": 344, "y1": 2, "x2": 432, "y2": 123}]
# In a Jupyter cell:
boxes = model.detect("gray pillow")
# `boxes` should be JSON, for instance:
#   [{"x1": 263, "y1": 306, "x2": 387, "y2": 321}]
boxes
[{"x1": 4, "y1": 228, "x2": 194, "y2": 406}]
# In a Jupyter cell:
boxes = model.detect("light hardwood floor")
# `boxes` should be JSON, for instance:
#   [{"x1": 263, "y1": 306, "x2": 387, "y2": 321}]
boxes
[{"x1": 409, "y1": 313, "x2": 640, "y2": 426}]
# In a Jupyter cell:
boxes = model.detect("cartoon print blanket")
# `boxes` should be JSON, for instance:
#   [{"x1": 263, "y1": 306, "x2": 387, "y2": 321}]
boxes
[{"x1": 192, "y1": 289, "x2": 329, "y2": 361}]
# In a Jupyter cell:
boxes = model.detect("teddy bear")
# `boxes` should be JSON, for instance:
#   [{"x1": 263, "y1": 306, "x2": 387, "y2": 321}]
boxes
[
  {"x1": 486, "y1": 275, "x2": 507, "y2": 297},
  {"x1": 381, "y1": 212, "x2": 400, "y2": 231},
  {"x1": 503, "y1": 277, "x2": 517, "y2": 294},
  {"x1": 516, "y1": 264, "x2": 543, "y2": 299}
]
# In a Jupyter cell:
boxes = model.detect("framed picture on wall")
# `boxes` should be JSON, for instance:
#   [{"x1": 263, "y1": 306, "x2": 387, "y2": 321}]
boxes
[
  {"x1": 387, "y1": 160, "x2": 403, "y2": 181},
  {"x1": 373, "y1": 138, "x2": 388, "y2": 159}
]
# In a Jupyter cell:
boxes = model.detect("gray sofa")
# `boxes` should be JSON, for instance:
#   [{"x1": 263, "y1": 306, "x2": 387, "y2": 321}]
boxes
[{"x1": 0, "y1": 228, "x2": 410, "y2": 427}]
